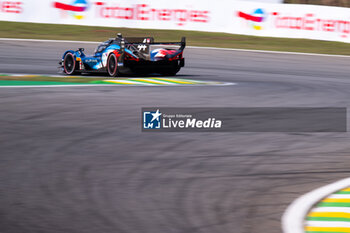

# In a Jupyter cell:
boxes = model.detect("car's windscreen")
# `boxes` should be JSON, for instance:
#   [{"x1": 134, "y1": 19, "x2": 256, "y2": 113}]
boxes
[{"x1": 95, "y1": 44, "x2": 107, "y2": 53}]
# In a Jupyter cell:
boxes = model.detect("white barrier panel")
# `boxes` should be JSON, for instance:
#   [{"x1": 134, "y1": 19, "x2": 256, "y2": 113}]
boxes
[{"x1": 1, "y1": 0, "x2": 350, "y2": 43}]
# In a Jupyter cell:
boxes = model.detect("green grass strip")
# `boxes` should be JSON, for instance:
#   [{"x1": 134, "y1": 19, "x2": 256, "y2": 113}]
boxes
[
  {"x1": 307, "y1": 217, "x2": 350, "y2": 222},
  {"x1": 336, "y1": 191, "x2": 350, "y2": 194},
  {"x1": 89, "y1": 80, "x2": 110, "y2": 84},
  {"x1": 317, "y1": 203, "x2": 350, "y2": 207},
  {"x1": 2, "y1": 21, "x2": 350, "y2": 55}
]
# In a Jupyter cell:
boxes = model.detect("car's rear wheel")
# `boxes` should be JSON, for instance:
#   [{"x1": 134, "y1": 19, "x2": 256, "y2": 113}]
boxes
[
  {"x1": 63, "y1": 52, "x2": 77, "y2": 75},
  {"x1": 107, "y1": 53, "x2": 120, "y2": 77},
  {"x1": 160, "y1": 61, "x2": 181, "y2": 76}
]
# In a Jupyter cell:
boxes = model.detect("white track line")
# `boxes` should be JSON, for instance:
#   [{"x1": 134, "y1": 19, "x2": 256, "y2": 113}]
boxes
[
  {"x1": 1, "y1": 38, "x2": 350, "y2": 58},
  {"x1": 306, "y1": 221, "x2": 350, "y2": 228},
  {"x1": 328, "y1": 194, "x2": 350, "y2": 199},
  {"x1": 282, "y1": 177, "x2": 350, "y2": 233}
]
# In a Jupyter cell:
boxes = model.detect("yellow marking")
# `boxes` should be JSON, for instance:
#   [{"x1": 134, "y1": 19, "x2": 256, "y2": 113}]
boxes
[
  {"x1": 103, "y1": 80, "x2": 146, "y2": 85},
  {"x1": 305, "y1": 226, "x2": 350, "y2": 232},
  {"x1": 130, "y1": 78, "x2": 174, "y2": 85},
  {"x1": 20, "y1": 75, "x2": 39, "y2": 78},
  {"x1": 323, "y1": 199, "x2": 350, "y2": 203},
  {"x1": 308, "y1": 212, "x2": 350, "y2": 218},
  {"x1": 152, "y1": 78, "x2": 195, "y2": 84},
  {"x1": 342, "y1": 188, "x2": 350, "y2": 192}
]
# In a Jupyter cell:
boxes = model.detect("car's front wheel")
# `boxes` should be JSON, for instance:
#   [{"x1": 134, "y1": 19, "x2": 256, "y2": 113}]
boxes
[
  {"x1": 107, "y1": 53, "x2": 120, "y2": 77},
  {"x1": 63, "y1": 52, "x2": 78, "y2": 75}
]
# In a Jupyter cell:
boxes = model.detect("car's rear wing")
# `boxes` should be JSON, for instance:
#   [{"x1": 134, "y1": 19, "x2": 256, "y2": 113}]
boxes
[{"x1": 120, "y1": 37, "x2": 186, "y2": 61}]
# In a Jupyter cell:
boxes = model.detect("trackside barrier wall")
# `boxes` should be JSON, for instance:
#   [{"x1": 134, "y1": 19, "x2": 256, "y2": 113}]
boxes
[{"x1": 1, "y1": 0, "x2": 350, "y2": 43}]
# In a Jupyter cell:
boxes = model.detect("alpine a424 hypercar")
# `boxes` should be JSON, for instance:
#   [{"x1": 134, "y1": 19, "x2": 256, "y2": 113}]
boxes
[{"x1": 59, "y1": 33, "x2": 185, "y2": 77}]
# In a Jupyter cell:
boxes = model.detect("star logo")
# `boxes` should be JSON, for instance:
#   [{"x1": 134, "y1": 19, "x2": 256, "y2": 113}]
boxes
[
  {"x1": 143, "y1": 109, "x2": 162, "y2": 129},
  {"x1": 151, "y1": 109, "x2": 162, "y2": 122}
]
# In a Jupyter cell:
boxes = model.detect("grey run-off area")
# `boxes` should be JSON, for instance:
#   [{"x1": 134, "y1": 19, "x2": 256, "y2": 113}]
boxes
[{"x1": 1, "y1": 40, "x2": 350, "y2": 233}]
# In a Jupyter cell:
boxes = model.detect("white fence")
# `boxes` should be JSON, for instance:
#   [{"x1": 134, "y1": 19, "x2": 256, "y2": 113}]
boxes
[{"x1": 1, "y1": 0, "x2": 350, "y2": 43}]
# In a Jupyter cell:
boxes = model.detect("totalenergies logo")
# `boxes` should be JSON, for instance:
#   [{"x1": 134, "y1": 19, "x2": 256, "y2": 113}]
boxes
[
  {"x1": 53, "y1": 0, "x2": 89, "y2": 20},
  {"x1": 237, "y1": 8, "x2": 266, "y2": 30}
]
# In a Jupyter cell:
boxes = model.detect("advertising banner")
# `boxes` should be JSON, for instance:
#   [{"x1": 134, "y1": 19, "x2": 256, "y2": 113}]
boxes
[
  {"x1": 0, "y1": 0, "x2": 215, "y2": 31},
  {"x1": 231, "y1": 1, "x2": 350, "y2": 43},
  {"x1": 1, "y1": 0, "x2": 350, "y2": 43}
]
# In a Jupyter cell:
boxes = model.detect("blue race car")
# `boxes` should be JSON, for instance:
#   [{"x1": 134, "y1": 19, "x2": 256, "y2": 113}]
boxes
[{"x1": 59, "y1": 33, "x2": 185, "y2": 77}]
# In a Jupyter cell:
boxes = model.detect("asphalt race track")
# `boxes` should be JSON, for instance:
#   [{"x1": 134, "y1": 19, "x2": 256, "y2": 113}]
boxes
[{"x1": 1, "y1": 40, "x2": 350, "y2": 233}]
